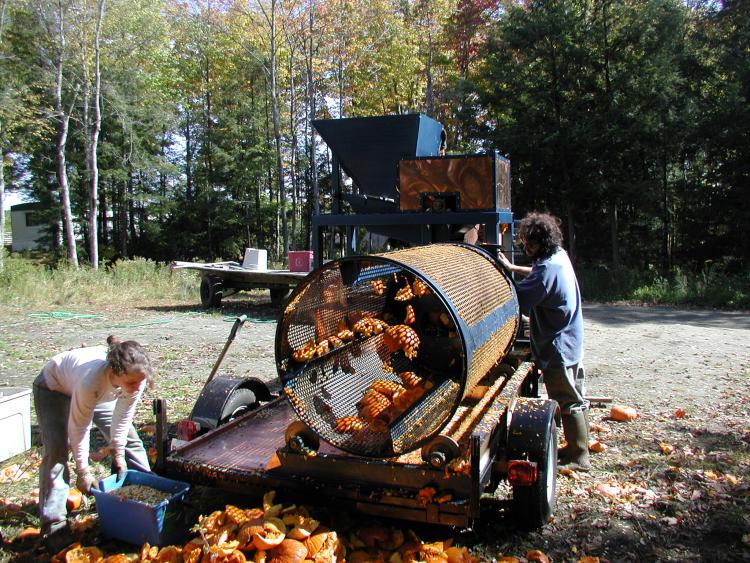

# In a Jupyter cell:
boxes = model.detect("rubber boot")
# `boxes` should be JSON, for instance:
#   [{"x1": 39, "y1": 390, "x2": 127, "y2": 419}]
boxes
[
  {"x1": 558, "y1": 407, "x2": 588, "y2": 461},
  {"x1": 558, "y1": 410, "x2": 590, "y2": 472}
]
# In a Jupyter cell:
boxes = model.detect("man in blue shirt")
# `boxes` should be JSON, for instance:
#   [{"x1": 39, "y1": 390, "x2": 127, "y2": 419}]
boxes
[{"x1": 498, "y1": 212, "x2": 589, "y2": 471}]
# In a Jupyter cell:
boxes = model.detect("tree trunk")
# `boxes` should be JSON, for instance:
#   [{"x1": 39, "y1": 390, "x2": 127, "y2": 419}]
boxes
[
  {"x1": 87, "y1": 0, "x2": 104, "y2": 269},
  {"x1": 288, "y1": 52, "x2": 298, "y2": 251},
  {"x1": 610, "y1": 200, "x2": 620, "y2": 272},
  {"x1": 307, "y1": 0, "x2": 319, "y2": 246},
  {"x1": 0, "y1": 147, "x2": 5, "y2": 269},
  {"x1": 269, "y1": 0, "x2": 288, "y2": 262},
  {"x1": 54, "y1": 0, "x2": 78, "y2": 268},
  {"x1": 0, "y1": 0, "x2": 7, "y2": 269},
  {"x1": 185, "y1": 110, "x2": 193, "y2": 199},
  {"x1": 118, "y1": 178, "x2": 127, "y2": 256}
]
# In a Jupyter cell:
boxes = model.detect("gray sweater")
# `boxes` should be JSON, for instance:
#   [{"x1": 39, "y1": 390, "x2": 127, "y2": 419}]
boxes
[{"x1": 515, "y1": 247, "x2": 584, "y2": 369}]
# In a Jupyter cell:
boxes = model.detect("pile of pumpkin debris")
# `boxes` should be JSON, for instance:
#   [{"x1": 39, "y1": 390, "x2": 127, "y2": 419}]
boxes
[{"x1": 44, "y1": 489, "x2": 484, "y2": 562}]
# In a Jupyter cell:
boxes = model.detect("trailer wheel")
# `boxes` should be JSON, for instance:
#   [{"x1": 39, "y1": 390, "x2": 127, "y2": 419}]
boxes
[
  {"x1": 509, "y1": 399, "x2": 559, "y2": 530},
  {"x1": 218, "y1": 388, "x2": 257, "y2": 425},
  {"x1": 200, "y1": 277, "x2": 223, "y2": 308}
]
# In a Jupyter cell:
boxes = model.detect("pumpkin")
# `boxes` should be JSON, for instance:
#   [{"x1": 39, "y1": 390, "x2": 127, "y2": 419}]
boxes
[
  {"x1": 610, "y1": 404, "x2": 638, "y2": 422},
  {"x1": 66, "y1": 488, "x2": 84, "y2": 511}
]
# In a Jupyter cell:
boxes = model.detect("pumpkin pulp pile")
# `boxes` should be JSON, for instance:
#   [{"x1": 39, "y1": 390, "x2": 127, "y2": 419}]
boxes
[{"x1": 46, "y1": 489, "x2": 480, "y2": 562}]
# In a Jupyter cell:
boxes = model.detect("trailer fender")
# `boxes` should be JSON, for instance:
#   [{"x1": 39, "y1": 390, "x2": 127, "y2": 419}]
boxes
[
  {"x1": 190, "y1": 376, "x2": 274, "y2": 431},
  {"x1": 506, "y1": 397, "x2": 560, "y2": 529}
]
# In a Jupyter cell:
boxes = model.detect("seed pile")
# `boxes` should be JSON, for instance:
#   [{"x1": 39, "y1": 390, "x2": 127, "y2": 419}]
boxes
[{"x1": 111, "y1": 484, "x2": 173, "y2": 506}]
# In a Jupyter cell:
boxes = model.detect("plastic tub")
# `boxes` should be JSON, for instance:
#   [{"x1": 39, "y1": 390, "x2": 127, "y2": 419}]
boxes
[{"x1": 93, "y1": 470, "x2": 191, "y2": 546}]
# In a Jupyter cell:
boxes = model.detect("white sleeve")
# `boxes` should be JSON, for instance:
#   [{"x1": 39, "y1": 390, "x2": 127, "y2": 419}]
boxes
[
  {"x1": 109, "y1": 382, "x2": 145, "y2": 454},
  {"x1": 68, "y1": 385, "x2": 99, "y2": 472}
]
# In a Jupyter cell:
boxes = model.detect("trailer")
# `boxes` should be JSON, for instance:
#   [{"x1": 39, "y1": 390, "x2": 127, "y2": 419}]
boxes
[
  {"x1": 170, "y1": 260, "x2": 308, "y2": 308},
  {"x1": 152, "y1": 115, "x2": 560, "y2": 530}
]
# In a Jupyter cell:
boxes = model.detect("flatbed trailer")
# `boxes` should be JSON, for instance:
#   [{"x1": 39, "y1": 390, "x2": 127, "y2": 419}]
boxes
[
  {"x1": 153, "y1": 352, "x2": 559, "y2": 530},
  {"x1": 171, "y1": 261, "x2": 308, "y2": 307}
]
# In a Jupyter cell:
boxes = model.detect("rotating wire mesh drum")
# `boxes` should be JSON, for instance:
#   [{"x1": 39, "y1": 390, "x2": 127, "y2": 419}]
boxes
[{"x1": 276, "y1": 243, "x2": 519, "y2": 458}]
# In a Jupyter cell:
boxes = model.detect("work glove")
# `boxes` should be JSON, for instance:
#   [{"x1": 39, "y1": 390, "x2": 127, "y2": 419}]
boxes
[
  {"x1": 76, "y1": 468, "x2": 100, "y2": 495},
  {"x1": 112, "y1": 454, "x2": 128, "y2": 481}
]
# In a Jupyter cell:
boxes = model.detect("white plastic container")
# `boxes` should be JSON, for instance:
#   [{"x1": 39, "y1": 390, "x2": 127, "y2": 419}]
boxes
[
  {"x1": 242, "y1": 248, "x2": 268, "y2": 271},
  {"x1": 0, "y1": 387, "x2": 32, "y2": 462}
]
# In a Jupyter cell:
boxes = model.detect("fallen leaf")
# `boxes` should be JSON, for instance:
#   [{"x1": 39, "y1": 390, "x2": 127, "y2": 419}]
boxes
[
  {"x1": 659, "y1": 443, "x2": 675, "y2": 455},
  {"x1": 595, "y1": 482, "x2": 621, "y2": 498},
  {"x1": 559, "y1": 468, "x2": 582, "y2": 481}
]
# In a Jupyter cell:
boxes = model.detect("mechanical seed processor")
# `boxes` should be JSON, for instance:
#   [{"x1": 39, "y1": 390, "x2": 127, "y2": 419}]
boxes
[
  {"x1": 153, "y1": 115, "x2": 560, "y2": 529},
  {"x1": 154, "y1": 244, "x2": 560, "y2": 529}
]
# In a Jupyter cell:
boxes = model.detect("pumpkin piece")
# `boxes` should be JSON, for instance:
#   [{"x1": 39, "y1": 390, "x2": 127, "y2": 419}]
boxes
[
  {"x1": 610, "y1": 404, "x2": 638, "y2": 422},
  {"x1": 237, "y1": 521, "x2": 265, "y2": 550},
  {"x1": 156, "y1": 546, "x2": 182, "y2": 563},
  {"x1": 291, "y1": 341, "x2": 316, "y2": 363},
  {"x1": 140, "y1": 543, "x2": 159, "y2": 561},
  {"x1": 284, "y1": 388, "x2": 307, "y2": 417},
  {"x1": 66, "y1": 488, "x2": 83, "y2": 511},
  {"x1": 370, "y1": 379, "x2": 405, "y2": 399},
  {"x1": 394, "y1": 283, "x2": 414, "y2": 302},
  {"x1": 335, "y1": 415, "x2": 366, "y2": 433},
  {"x1": 14, "y1": 527, "x2": 40, "y2": 541},
  {"x1": 398, "y1": 371, "x2": 422, "y2": 389},
  {"x1": 412, "y1": 279, "x2": 430, "y2": 297},
  {"x1": 314, "y1": 340, "x2": 330, "y2": 358},
  {"x1": 588, "y1": 440, "x2": 607, "y2": 453},
  {"x1": 254, "y1": 551, "x2": 268, "y2": 563},
  {"x1": 353, "y1": 317, "x2": 375, "y2": 337},
  {"x1": 327, "y1": 335, "x2": 343, "y2": 349},
  {"x1": 337, "y1": 328, "x2": 354, "y2": 342},
  {"x1": 252, "y1": 518, "x2": 286, "y2": 551},
  {"x1": 404, "y1": 305, "x2": 416, "y2": 325},
  {"x1": 525, "y1": 550, "x2": 550, "y2": 563},
  {"x1": 302, "y1": 528, "x2": 329, "y2": 558},
  {"x1": 226, "y1": 505, "x2": 250, "y2": 526},
  {"x1": 223, "y1": 551, "x2": 247, "y2": 563},
  {"x1": 371, "y1": 279, "x2": 385, "y2": 296},
  {"x1": 270, "y1": 538, "x2": 308, "y2": 563},
  {"x1": 64, "y1": 546, "x2": 105, "y2": 563},
  {"x1": 383, "y1": 325, "x2": 420, "y2": 359},
  {"x1": 445, "y1": 546, "x2": 476, "y2": 563},
  {"x1": 102, "y1": 555, "x2": 137, "y2": 563}
]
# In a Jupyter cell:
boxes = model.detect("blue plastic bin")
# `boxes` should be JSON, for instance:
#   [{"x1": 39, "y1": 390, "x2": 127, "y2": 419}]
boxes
[{"x1": 92, "y1": 470, "x2": 191, "y2": 546}]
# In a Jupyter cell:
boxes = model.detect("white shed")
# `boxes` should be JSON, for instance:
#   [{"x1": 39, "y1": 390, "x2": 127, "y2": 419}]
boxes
[{"x1": 10, "y1": 202, "x2": 48, "y2": 252}]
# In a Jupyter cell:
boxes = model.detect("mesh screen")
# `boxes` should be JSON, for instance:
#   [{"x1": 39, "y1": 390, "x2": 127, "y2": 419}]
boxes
[{"x1": 276, "y1": 243, "x2": 518, "y2": 457}]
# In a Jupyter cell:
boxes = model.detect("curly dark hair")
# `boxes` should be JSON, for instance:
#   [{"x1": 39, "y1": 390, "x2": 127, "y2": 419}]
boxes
[
  {"x1": 106, "y1": 335, "x2": 154, "y2": 388},
  {"x1": 518, "y1": 212, "x2": 563, "y2": 259}
]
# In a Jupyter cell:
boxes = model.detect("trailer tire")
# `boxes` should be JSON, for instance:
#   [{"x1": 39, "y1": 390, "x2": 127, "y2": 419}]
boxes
[
  {"x1": 200, "y1": 277, "x2": 223, "y2": 308},
  {"x1": 218, "y1": 388, "x2": 257, "y2": 426},
  {"x1": 509, "y1": 399, "x2": 559, "y2": 530}
]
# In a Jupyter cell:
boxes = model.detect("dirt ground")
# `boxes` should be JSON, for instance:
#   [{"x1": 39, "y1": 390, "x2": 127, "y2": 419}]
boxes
[{"x1": 1, "y1": 293, "x2": 749, "y2": 562}]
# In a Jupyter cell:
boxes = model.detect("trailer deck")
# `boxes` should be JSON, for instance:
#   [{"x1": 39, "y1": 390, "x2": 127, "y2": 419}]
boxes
[{"x1": 157, "y1": 358, "x2": 545, "y2": 527}]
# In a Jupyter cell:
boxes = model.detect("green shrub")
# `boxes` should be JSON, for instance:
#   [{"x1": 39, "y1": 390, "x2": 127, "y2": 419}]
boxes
[{"x1": 578, "y1": 262, "x2": 750, "y2": 308}]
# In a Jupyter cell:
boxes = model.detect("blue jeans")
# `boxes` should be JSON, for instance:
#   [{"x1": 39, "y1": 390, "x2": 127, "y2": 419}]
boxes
[
  {"x1": 33, "y1": 373, "x2": 150, "y2": 534},
  {"x1": 542, "y1": 364, "x2": 588, "y2": 415}
]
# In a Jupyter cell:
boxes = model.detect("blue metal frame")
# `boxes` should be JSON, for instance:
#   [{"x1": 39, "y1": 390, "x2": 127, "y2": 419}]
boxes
[{"x1": 312, "y1": 210, "x2": 514, "y2": 267}]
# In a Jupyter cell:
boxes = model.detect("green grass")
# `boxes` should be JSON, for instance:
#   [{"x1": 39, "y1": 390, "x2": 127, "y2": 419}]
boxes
[
  {"x1": 578, "y1": 263, "x2": 750, "y2": 308},
  {"x1": 0, "y1": 253, "x2": 199, "y2": 308}
]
